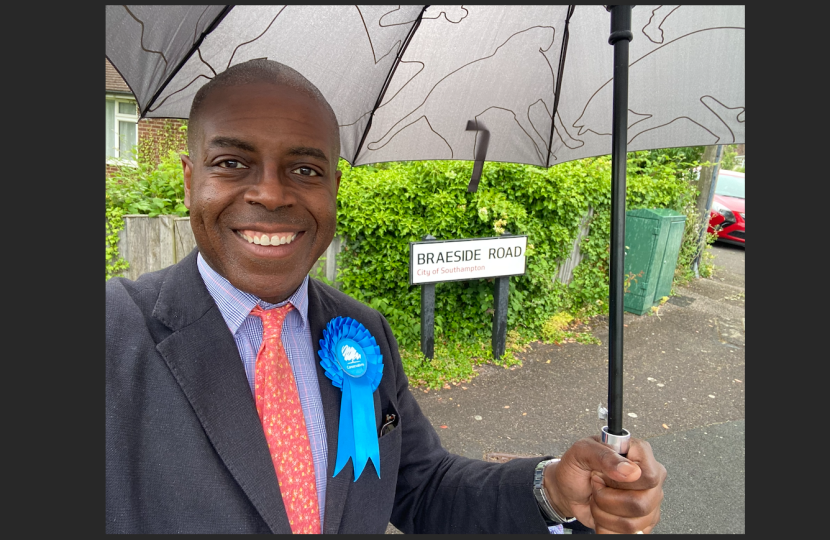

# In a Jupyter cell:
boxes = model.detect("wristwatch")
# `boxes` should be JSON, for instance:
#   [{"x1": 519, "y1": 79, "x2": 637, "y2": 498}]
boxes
[{"x1": 533, "y1": 459, "x2": 576, "y2": 525}]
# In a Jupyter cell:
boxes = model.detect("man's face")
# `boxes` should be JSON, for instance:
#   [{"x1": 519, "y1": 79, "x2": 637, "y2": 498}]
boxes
[{"x1": 182, "y1": 81, "x2": 341, "y2": 303}]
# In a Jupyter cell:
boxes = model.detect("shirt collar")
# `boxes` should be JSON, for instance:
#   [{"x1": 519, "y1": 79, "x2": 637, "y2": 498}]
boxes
[{"x1": 196, "y1": 252, "x2": 310, "y2": 335}]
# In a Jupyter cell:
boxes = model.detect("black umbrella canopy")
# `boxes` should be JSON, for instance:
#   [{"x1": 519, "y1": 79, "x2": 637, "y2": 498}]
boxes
[{"x1": 106, "y1": 5, "x2": 744, "y2": 167}]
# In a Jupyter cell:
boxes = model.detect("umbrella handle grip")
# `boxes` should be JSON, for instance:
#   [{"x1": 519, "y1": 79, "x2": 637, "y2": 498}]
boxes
[{"x1": 601, "y1": 426, "x2": 631, "y2": 457}]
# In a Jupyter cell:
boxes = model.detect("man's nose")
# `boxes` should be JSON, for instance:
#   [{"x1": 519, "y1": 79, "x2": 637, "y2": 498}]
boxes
[{"x1": 244, "y1": 166, "x2": 295, "y2": 211}]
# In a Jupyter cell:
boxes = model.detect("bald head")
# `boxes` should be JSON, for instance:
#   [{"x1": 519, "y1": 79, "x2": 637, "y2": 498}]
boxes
[{"x1": 187, "y1": 59, "x2": 340, "y2": 159}]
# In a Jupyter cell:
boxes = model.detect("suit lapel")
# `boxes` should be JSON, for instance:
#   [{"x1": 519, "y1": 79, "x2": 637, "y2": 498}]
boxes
[
  {"x1": 307, "y1": 279, "x2": 354, "y2": 534},
  {"x1": 152, "y1": 252, "x2": 291, "y2": 534}
]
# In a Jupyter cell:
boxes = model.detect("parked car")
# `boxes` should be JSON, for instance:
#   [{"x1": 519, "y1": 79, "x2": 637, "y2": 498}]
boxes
[{"x1": 707, "y1": 169, "x2": 745, "y2": 246}]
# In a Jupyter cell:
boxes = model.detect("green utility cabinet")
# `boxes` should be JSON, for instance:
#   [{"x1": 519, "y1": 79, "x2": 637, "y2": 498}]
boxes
[{"x1": 623, "y1": 208, "x2": 686, "y2": 315}]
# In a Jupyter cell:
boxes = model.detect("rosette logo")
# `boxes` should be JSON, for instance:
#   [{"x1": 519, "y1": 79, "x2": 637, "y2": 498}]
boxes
[
  {"x1": 335, "y1": 339, "x2": 368, "y2": 378},
  {"x1": 341, "y1": 345, "x2": 360, "y2": 361}
]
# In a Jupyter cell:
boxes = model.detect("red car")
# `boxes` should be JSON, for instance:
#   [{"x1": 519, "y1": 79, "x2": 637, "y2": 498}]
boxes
[{"x1": 707, "y1": 170, "x2": 745, "y2": 246}]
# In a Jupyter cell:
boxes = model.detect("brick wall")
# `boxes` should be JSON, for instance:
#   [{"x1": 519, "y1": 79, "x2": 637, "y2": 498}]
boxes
[{"x1": 137, "y1": 117, "x2": 189, "y2": 164}]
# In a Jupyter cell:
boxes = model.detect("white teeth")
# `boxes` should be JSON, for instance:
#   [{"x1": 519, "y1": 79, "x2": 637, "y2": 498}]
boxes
[{"x1": 242, "y1": 231, "x2": 298, "y2": 246}]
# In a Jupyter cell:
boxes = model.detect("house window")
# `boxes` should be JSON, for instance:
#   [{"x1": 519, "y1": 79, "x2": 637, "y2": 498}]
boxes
[{"x1": 106, "y1": 96, "x2": 139, "y2": 161}]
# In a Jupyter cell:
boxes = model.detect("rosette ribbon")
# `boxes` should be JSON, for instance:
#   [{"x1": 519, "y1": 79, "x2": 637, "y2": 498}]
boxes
[{"x1": 318, "y1": 317, "x2": 383, "y2": 481}]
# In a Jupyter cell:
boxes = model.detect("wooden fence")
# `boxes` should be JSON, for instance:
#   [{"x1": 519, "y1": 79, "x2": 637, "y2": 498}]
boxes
[{"x1": 116, "y1": 211, "x2": 591, "y2": 286}]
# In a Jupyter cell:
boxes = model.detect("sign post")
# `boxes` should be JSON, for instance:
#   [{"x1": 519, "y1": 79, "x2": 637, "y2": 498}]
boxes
[
  {"x1": 419, "y1": 234, "x2": 436, "y2": 359},
  {"x1": 492, "y1": 274, "x2": 509, "y2": 360},
  {"x1": 410, "y1": 234, "x2": 527, "y2": 360}
]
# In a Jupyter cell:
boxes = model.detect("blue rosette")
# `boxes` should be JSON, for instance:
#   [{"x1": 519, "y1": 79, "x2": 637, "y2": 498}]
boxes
[{"x1": 318, "y1": 317, "x2": 383, "y2": 481}]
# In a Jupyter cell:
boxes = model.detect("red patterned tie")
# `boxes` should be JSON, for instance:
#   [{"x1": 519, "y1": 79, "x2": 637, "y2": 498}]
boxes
[{"x1": 251, "y1": 304, "x2": 321, "y2": 534}]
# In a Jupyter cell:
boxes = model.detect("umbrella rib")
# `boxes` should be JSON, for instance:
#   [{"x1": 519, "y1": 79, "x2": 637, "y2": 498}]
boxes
[
  {"x1": 546, "y1": 5, "x2": 575, "y2": 168},
  {"x1": 352, "y1": 5, "x2": 429, "y2": 165},
  {"x1": 141, "y1": 5, "x2": 235, "y2": 120}
]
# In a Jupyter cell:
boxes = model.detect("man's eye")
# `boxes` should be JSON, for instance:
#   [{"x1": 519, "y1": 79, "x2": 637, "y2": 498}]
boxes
[
  {"x1": 218, "y1": 160, "x2": 247, "y2": 169},
  {"x1": 293, "y1": 166, "x2": 319, "y2": 177}
]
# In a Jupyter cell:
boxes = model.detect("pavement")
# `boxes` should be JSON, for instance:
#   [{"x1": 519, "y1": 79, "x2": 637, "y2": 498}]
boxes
[{"x1": 387, "y1": 242, "x2": 745, "y2": 534}]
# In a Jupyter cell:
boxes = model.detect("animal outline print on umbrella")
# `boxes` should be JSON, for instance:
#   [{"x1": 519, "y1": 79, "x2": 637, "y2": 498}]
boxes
[
  {"x1": 366, "y1": 25, "x2": 585, "y2": 164},
  {"x1": 135, "y1": 6, "x2": 418, "y2": 120},
  {"x1": 573, "y1": 27, "x2": 745, "y2": 146}
]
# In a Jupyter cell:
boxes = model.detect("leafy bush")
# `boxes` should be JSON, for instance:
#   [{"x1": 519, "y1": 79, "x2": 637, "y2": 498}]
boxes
[
  {"x1": 540, "y1": 312, "x2": 573, "y2": 343},
  {"x1": 106, "y1": 149, "x2": 189, "y2": 218},
  {"x1": 719, "y1": 144, "x2": 743, "y2": 172},
  {"x1": 335, "y1": 151, "x2": 704, "y2": 367},
  {"x1": 106, "y1": 206, "x2": 129, "y2": 280}
]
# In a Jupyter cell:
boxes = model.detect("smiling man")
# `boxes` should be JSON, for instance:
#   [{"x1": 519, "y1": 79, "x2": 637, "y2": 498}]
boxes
[{"x1": 106, "y1": 59, "x2": 666, "y2": 534}]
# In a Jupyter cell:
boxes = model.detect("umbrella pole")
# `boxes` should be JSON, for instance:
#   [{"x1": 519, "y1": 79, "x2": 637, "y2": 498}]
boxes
[{"x1": 602, "y1": 5, "x2": 634, "y2": 454}]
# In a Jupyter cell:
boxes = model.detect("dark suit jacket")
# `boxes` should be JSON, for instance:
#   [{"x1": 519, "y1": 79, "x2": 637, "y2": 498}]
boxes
[{"x1": 106, "y1": 250, "x2": 551, "y2": 534}]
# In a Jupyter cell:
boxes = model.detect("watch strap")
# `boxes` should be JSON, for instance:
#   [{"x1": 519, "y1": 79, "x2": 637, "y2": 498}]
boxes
[{"x1": 533, "y1": 458, "x2": 577, "y2": 524}]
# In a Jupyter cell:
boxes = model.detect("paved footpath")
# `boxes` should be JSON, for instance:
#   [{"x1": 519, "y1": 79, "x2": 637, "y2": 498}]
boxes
[{"x1": 388, "y1": 243, "x2": 745, "y2": 534}]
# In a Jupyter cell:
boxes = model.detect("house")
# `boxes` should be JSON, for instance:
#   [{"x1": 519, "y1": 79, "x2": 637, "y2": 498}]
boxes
[{"x1": 106, "y1": 58, "x2": 188, "y2": 176}]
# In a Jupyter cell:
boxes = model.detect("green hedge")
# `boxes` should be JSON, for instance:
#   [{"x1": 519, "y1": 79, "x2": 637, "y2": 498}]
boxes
[{"x1": 335, "y1": 152, "x2": 702, "y2": 356}]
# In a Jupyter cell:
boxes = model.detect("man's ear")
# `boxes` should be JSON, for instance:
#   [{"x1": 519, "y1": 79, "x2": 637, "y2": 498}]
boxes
[
  {"x1": 334, "y1": 169, "x2": 342, "y2": 196},
  {"x1": 181, "y1": 154, "x2": 193, "y2": 208}
]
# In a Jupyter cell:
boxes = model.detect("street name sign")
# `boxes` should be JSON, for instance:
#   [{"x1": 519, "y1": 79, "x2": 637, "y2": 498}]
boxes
[{"x1": 409, "y1": 235, "x2": 528, "y2": 285}]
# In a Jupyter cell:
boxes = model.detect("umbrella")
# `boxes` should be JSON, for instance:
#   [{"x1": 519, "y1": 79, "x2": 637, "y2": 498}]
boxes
[{"x1": 106, "y1": 5, "x2": 745, "y2": 448}]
